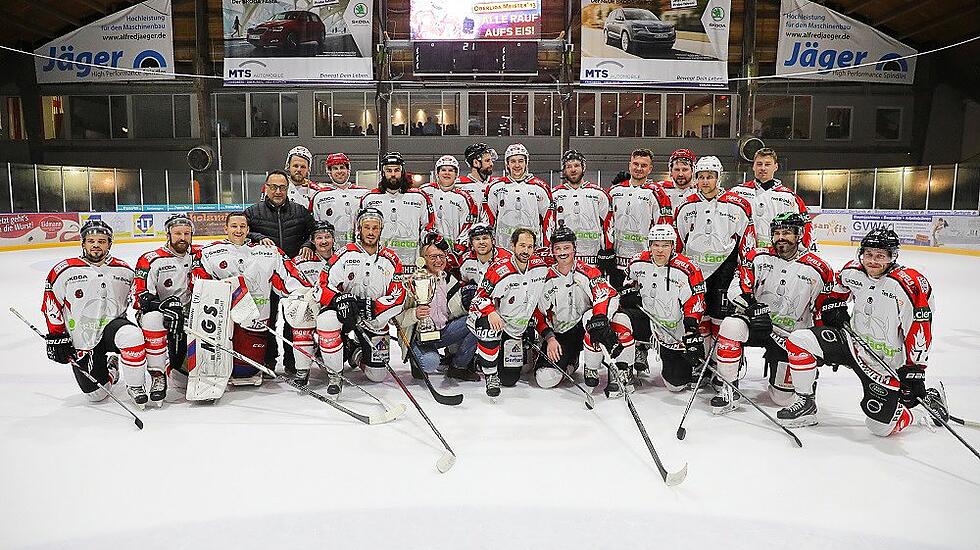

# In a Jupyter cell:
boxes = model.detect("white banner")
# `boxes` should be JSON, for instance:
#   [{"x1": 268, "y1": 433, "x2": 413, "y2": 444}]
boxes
[
  {"x1": 776, "y1": 0, "x2": 916, "y2": 84},
  {"x1": 34, "y1": 0, "x2": 174, "y2": 84},
  {"x1": 223, "y1": 0, "x2": 373, "y2": 84},
  {"x1": 580, "y1": 0, "x2": 731, "y2": 88},
  {"x1": 810, "y1": 210, "x2": 980, "y2": 250}
]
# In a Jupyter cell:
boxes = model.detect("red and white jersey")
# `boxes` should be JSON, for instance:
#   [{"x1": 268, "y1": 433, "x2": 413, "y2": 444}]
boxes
[
  {"x1": 133, "y1": 245, "x2": 199, "y2": 310},
  {"x1": 625, "y1": 251, "x2": 706, "y2": 343},
  {"x1": 458, "y1": 247, "x2": 513, "y2": 288},
  {"x1": 288, "y1": 181, "x2": 325, "y2": 210},
  {"x1": 731, "y1": 248, "x2": 834, "y2": 333},
  {"x1": 421, "y1": 182, "x2": 478, "y2": 245},
  {"x1": 457, "y1": 174, "x2": 494, "y2": 222},
  {"x1": 608, "y1": 181, "x2": 674, "y2": 267},
  {"x1": 728, "y1": 179, "x2": 812, "y2": 250},
  {"x1": 469, "y1": 254, "x2": 549, "y2": 337},
  {"x1": 675, "y1": 190, "x2": 756, "y2": 279},
  {"x1": 360, "y1": 188, "x2": 435, "y2": 271},
  {"x1": 484, "y1": 174, "x2": 553, "y2": 248},
  {"x1": 655, "y1": 179, "x2": 698, "y2": 217},
  {"x1": 293, "y1": 253, "x2": 330, "y2": 285},
  {"x1": 534, "y1": 260, "x2": 616, "y2": 335},
  {"x1": 192, "y1": 240, "x2": 310, "y2": 326},
  {"x1": 833, "y1": 261, "x2": 934, "y2": 371},
  {"x1": 42, "y1": 256, "x2": 135, "y2": 350},
  {"x1": 310, "y1": 183, "x2": 371, "y2": 249},
  {"x1": 317, "y1": 243, "x2": 406, "y2": 326},
  {"x1": 544, "y1": 181, "x2": 613, "y2": 261}
]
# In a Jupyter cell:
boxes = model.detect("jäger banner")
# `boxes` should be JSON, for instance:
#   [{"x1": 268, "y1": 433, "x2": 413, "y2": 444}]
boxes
[
  {"x1": 580, "y1": 0, "x2": 731, "y2": 88},
  {"x1": 223, "y1": 0, "x2": 373, "y2": 84}
]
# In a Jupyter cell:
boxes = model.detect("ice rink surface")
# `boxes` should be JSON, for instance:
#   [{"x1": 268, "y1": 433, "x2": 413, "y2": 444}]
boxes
[{"x1": 1, "y1": 243, "x2": 979, "y2": 550}]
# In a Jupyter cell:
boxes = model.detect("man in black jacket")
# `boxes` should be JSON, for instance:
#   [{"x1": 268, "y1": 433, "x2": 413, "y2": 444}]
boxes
[{"x1": 245, "y1": 169, "x2": 317, "y2": 374}]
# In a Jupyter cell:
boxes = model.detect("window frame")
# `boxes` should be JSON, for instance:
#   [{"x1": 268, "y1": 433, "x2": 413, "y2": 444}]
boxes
[
  {"x1": 825, "y1": 105, "x2": 853, "y2": 142},
  {"x1": 874, "y1": 106, "x2": 902, "y2": 142}
]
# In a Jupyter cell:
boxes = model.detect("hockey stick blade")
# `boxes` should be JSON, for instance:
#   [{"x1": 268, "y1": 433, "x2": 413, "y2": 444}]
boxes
[
  {"x1": 436, "y1": 451, "x2": 457, "y2": 473},
  {"x1": 370, "y1": 402, "x2": 407, "y2": 425},
  {"x1": 526, "y1": 339, "x2": 595, "y2": 410},
  {"x1": 395, "y1": 327, "x2": 463, "y2": 406},
  {"x1": 10, "y1": 308, "x2": 145, "y2": 430},
  {"x1": 950, "y1": 416, "x2": 980, "y2": 429},
  {"x1": 386, "y1": 365, "x2": 459, "y2": 473},
  {"x1": 665, "y1": 462, "x2": 688, "y2": 486}
]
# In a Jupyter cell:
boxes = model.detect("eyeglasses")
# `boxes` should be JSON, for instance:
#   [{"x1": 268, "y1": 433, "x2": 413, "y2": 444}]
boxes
[
  {"x1": 425, "y1": 253, "x2": 448, "y2": 261},
  {"x1": 266, "y1": 183, "x2": 288, "y2": 192}
]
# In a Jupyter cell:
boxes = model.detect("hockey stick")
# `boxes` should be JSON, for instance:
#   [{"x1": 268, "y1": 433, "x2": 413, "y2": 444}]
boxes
[
  {"x1": 394, "y1": 326, "x2": 464, "y2": 406},
  {"x1": 10, "y1": 307, "x2": 144, "y2": 430},
  {"x1": 385, "y1": 364, "x2": 457, "y2": 473},
  {"x1": 186, "y1": 328, "x2": 404, "y2": 425},
  {"x1": 523, "y1": 339, "x2": 595, "y2": 410},
  {"x1": 842, "y1": 325, "x2": 980, "y2": 462},
  {"x1": 675, "y1": 338, "x2": 719, "y2": 441},
  {"x1": 648, "y1": 323, "x2": 802, "y2": 448},
  {"x1": 598, "y1": 346, "x2": 687, "y2": 486},
  {"x1": 261, "y1": 325, "x2": 407, "y2": 411}
]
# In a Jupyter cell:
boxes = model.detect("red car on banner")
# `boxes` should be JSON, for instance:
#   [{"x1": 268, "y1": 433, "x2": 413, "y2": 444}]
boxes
[{"x1": 247, "y1": 11, "x2": 327, "y2": 51}]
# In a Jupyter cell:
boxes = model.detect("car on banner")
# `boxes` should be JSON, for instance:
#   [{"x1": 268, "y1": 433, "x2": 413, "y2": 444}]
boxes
[
  {"x1": 247, "y1": 11, "x2": 326, "y2": 52},
  {"x1": 603, "y1": 8, "x2": 675, "y2": 56}
]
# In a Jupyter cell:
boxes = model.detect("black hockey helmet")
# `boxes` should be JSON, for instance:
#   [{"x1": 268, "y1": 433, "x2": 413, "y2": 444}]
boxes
[
  {"x1": 165, "y1": 213, "x2": 194, "y2": 233},
  {"x1": 80, "y1": 219, "x2": 113, "y2": 243},
  {"x1": 561, "y1": 149, "x2": 587, "y2": 168},
  {"x1": 379, "y1": 151, "x2": 405, "y2": 168},
  {"x1": 550, "y1": 225, "x2": 577, "y2": 247},
  {"x1": 421, "y1": 231, "x2": 450, "y2": 252},
  {"x1": 311, "y1": 220, "x2": 335, "y2": 239},
  {"x1": 770, "y1": 212, "x2": 807, "y2": 235},
  {"x1": 357, "y1": 206, "x2": 384, "y2": 226},
  {"x1": 464, "y1": 142, "x2": 496, "y2": 165},
  {"x1": 859, "y1": 228, "x2": 900, "y2": 259}
]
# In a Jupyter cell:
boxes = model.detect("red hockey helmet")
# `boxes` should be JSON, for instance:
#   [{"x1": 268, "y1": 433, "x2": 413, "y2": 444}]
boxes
[
  {"x1": 669, "y1": 149, "x2": 696, "y2": 168},
  {"x1": 326, "y1": 152, "x2": 350, "y2": 169}
]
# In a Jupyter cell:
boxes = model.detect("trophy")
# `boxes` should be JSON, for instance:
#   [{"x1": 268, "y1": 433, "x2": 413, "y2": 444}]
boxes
[{"x1": 412, "y1": 256, "x2": 441, "y2": 342}]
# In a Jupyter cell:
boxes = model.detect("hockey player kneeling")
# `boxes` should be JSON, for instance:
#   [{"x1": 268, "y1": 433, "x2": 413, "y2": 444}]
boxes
[
  {"x1": 532, "y1": 227, "x2": 628, "y2": 391},
  {"x1": 314, "y1": 207, "x2": 406, "y2": 397},
  {"x1": 468, "y1": 228, "x2": 548, "y2": 397},
  {"x1": 777, "y1": 229, "x2": 948, "y2": 434},
  {"x1": 42, "y1": 220, "x2": 154, "y2": 408},
  {"x1": 615, "y1": 224, "x2": 707, "y2": 397}
]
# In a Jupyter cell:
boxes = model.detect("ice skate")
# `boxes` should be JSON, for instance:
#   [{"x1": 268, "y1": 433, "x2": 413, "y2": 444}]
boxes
[{"x1": 777, "y1": 393, "x2": 818, "y2": 427}]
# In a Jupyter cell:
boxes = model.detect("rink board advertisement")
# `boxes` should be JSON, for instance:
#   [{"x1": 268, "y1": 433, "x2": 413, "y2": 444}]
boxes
[
  {"x1": 222, "y1": 0, "x2": 373, "y2": 84},
  {"x1": 776, "y1": 0, "x2": 916, "y2": 84},
  {"x1": 410, "y1": 0, "x2": 541, "y2": 40},
  {"x1": 580, "y1": 0, "x2": 731, "y2": 87},
  {"x1": 810, "y1": 210, "x2": 980, "y2": 250},
  {"x1": 0, "y1": 214, "x2": 80, "y2": 249},
  {"x1": 34, "y1": 0, "x2": 175, "y2": 84},
  {"x1": 79, "y1": 212, "x2": 176, "y2": 239}
]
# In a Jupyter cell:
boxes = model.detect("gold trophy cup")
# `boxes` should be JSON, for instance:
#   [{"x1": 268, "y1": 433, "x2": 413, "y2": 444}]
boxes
[{"x1": 412, "y1": 256, "x2": 441, "y2": 342}]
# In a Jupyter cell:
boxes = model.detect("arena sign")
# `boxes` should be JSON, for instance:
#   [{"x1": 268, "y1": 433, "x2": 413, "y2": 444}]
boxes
[
  {"x1": 579, "y1": 0, "x2": 731, "y2": 88},
  {"x1": 410, "y1": 0, "x2": 541, "y2": 40},
  {"x1": 776, "y1": 0, "x2": 916, "y2": 84},
  {"x1": 34, "y1": 0, "x2": 174, "y2": 84},
  {"x1": 222, "y1": 0, "x2": 373, "y2": 84}
]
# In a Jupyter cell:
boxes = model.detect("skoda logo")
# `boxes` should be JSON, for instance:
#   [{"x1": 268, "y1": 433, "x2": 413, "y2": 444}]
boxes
[
  {"x1": 711, "y1": 7, "x2": 725, "y2": 21},
  {"x1": 354, "y1": 3, "x2": 367, "y2": 17}
]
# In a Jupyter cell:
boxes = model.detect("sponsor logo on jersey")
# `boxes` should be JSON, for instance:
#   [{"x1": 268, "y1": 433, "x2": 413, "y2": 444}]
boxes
[
  {"x1": 219, "y1": 260, "x2": 228, "y2": 269},
  {"x1": 75, "y1": 289, "x2": 84, "y2": 298},
  {"x1": 164, "y1": 278, "x2": 173, "y2": 288}
]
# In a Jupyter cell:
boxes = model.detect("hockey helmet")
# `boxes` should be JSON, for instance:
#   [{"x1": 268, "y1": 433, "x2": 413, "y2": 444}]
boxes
[
  {"x1": 326, "y1": 152, "x2": 350, "y2": 169},
  {"x1": 435, "y1": 155, "x2": 460, "y2": 172},
  {"x1": 647, "y1": 224, "x2": 676, "y2": 244},
  {"x1": 467, "y1": 222, "x2": 493, "y2": 242},
  {"x1": 380, "y1": 151, "x2": 405, "y2": 169},
  {"x1": 311, "y1": 220, "x2": 336, "y2": 239},
  {"x1": 357, "y1": 207, "x2": 384, "y2": 226},
  {"x1": 504, "y1": 143, "x2": 529, "y2": 162},
  {"x1": 80, "y1": 219, "x2": 113, "y2": 243},
  {"x1": 694, "y1": 156, "x2": 723, "y2": 179},
  {"x1": 464, "y1": 142, "x2": 497, "y2": 165},
  {"x1": 669, "y1": 148, "x2": 696, "y2": 168},
  {"x1": 286, "y1": 145, "x2": 313, "y2": 167},
  {"x1": 859, "y1": 228, "x2": 900, "y2": 260},
  {"x1": 770, "y1": 212, "x2": 807, "y2": 236},
  {"x1": 561, "y1": 149, "x2": 586, "y2": 168},
  {"x1": 164, "y1": 214, "x2": 194, "y2": 233},
  {"x1": 421, "y1": 231, "x2": 450, "y2": 252},
  {"x1": 550, "y1": 225, "x2": 577, "y2": 247}
]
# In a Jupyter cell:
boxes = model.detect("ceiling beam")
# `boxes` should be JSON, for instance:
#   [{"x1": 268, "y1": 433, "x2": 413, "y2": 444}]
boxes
[
  {"x1": 4, "y1": 12, "x2": 58, "y2": 42},
  {"x1": 873, "y1": 0, "x2": 936, "y2": 27},
  {"x1": 844, "y1": 0, "x2": 881, "y2": 16},
  {"x1": 70, "y1": 0, "x2": 108, "y2": 16},
  {"x1": 899, "y1": 5, "x2": 980, "y2": 40},
  {"x1": 29, "y1": 0, "x2": 83, "y2": 29}
]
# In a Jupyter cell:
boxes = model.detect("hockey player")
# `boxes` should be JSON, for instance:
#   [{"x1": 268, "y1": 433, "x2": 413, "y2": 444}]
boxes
[
  {"x1": 314, "y1": 207, "x2": 406, "y2": 396},
  {"x1": 459, "y1": 222, "x2": 513, "y2": 290},
  {"x1": 42, "y1": 220, "x2": 153, "y2": 408},
  {"x1": 543, "y1": 150, "x2": 613, "y2": 264},
  {"x1": 532, "y1": 227, "x2": 626, "y2": 390},
  {"x1": 310, "y1": 152, "x2": 370, "y2": 249},
  {"x1": 711, "y1": 213, "x2": 834, "y2": 414},
  {"x1": 284, "y1": 145, "x2": 322, "y2": 209},
  {"x1": 602, "y1": 148, "x2": 673, "y2": 290},
  {"x1": 457, "y1": 142, "x2": 497, "y2": 221},
  {"x1": 360, "y1": 151, "x2": 435, "y2": 271},
  {"x1": 675, "y1": 156, "x2": 755, "y2": 341},
  {"x1": 421, "y1": 155, "x2": 479, "y2": 250},
  {"x1": 655, "y1": 149, "x2": 699, "y2": 214},
  {"x1": 616, "y1": 224, "x2": 706, "y2": 395},
  {"x1": 191, "y1": 212, "x2": 311, "y2": 385},
  {"x1": 729, "y1": 148, "x2": 812, "y2": 250},
  {"x1": 293, "y1": 221, "x2": 335, "y2": 284},
  {"x1": 484, "y1": 143, "x2": 552, "y2": 248},
  {"x1": 468, "y1": 227, "x2": 549, "y2": 397},
  {"x1": 133, "y1": 214, "x2": 198, "y2": 398},
  {"x1": 776, "y1": 228, "x2": 948, "y2": 435}
]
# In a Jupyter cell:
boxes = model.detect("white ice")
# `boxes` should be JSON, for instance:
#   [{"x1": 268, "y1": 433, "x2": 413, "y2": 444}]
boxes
[{"x1": 1, "y1": 243, "x2": 978, "y2": 550}]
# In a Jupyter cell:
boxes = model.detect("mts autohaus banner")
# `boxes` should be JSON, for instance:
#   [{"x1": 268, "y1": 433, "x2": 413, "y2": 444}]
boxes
[
  {"x1": 580, "y1": 0, "x2": 731, "y2": 88},
  {"x1": 776, "y1": 0, "x2": 916, "y2": 84},
  {"x1": 34, "y1": 0, "x2": 174, "y2": 84},
  {"x1": 223, "y1": 0, "x2": 373, "y2": 84}
]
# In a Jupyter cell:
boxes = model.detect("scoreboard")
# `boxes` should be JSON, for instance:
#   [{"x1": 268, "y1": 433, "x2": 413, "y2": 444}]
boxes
[{"x1": 413, "y1": 41, "x2": 539, "y2": 75}]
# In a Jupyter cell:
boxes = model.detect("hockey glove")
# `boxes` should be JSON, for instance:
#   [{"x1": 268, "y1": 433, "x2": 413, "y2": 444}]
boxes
[
  {"x1": 460, "y1": 284, "x2": 477, "y2": 311},
  {"x1": 897, "y1": 365, "x2": 927, "y2": 407},
  {"x1": 330, "y1": 292, "x2": 360, "y2": 332},
  {"x1": 586, "y1": 313, "x2": 620, "y2": 355},
  {"x1": 360, "y1": 296, "x2": 377, "y2": 323},
  {"x1": 610, "y1": 171, "x2": 631, "y2": 186},
  {"x1": 682, "y1": 317, "x2": 705, "y2": 365},
  {"x1": 819, "y1": 299, "x2": 850, "y2": 329},
  {"x1": 46, "y1": 332, "x2": 75, "y2": 365},
  {"x1": 744, "y1": 301, "x2": 773, "y2": 341},
  {"x1": 138, "y1": 292, "x2": 162, "y2": 314},
  {"x1": 160, "y1": 296, "x2": 185, "y2": 334},
  {"x1": 618, "y1": 286, "x2": 642, "y2": 309},
  {"x1": 596, "y1": 248, "x2": 617, "y2": 275}
]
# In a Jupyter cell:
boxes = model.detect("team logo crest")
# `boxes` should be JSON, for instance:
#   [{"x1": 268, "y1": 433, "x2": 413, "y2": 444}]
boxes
[
  {"x1": 75, "y1": 289, "x2": 83, "y2": 299},
  {"x1": 164, "y1": 279, "x2": 173, "y2": 288},
  {"x1": 326, "y1": 208, "x2": 333, "y2": 216},
  {"x1": 219, "y1": 260, "x2": 228, "y2": 269}
]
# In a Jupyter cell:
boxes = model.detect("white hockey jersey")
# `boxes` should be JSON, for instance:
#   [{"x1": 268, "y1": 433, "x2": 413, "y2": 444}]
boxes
[
  {"x1": 310, "y1": 183, "x2": 371, "y2": 249},
  {"x1": 287, "y1": 181, "x2": 324, "y2": 210},
  {"x1": 534, "y1": 260, "x2": 616, "y2": 335},
  {"x1": 655, "y1": 179, "x2": 698, "y2": 217},
  {"x1": 608, "y1": 181, "x2": 674, "y2": 266},
  {"x1": 317, "y1": 243, "x2": 406, "y2": 326},
  {"x1": 728, "y1": 179, "x2": 812, "y2": 250},
  {"x1": 293, "y1": 254, "x2": 329, "y2": 285},
  {"x1": 43, "y1": 256, "x2": 135, "y2": 350},
  {"x1": 421, "y1": 182, "x2": 478, "y2": 245},
  {"x1": 469, "y1": 254, "x2": 549, "y2": 337},
  {"x1": 675, "y1": 190, "x2": 756, "y2": 279},
  {"x1": 458, "y1": 246, "x2": 513, "y2": 287},
  {"x1": 360, "y1": 188, "x2": 435, "y2": 270},
  {"x1": 625, "y1": 251, "x2": 706, "y2": 343},
  {"x1": 133, "y1": 245, "x2": 198, "y2": 310},
  {"x1": 543, "y1": 181, "x2": 613, "y2": 261},
  {"x1": 456, "y1": 174, "x2": 494, "y2": 223},
  {"x1": 484, "y1": 175, "x2": 552, "y2": 247}
]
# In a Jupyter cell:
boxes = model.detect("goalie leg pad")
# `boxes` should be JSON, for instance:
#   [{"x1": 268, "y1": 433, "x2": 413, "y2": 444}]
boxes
[{"x1": 231, "y1": 327, "x2": 266, "y2": 378}]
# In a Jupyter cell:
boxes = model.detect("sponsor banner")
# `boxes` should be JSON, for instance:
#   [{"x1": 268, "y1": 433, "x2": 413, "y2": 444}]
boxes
[
  {"x1": 34, "y1": 0, "x2": 174, "y2": 84},
  {"x1": 776, "y1": 0, "x2": 916, "y2": 84},
  {"x1": 188, "y1": 212, "x2": 230, "y2": 238},
  {"x1": 119, "y1": 204, "x2": 248, "y2": 212},
  {"x1": 580, "y1": 0, "x2": 731, "y2": 87},
  {"x1": 811, "y1": 210, "x2": 980, "y2": 250},
  {"x1": 0, "y1": 214, "x2": 80, "y2": 249},
  {"x1": 410, "y1": 0, "x2": 541, "y2": 40},
  {"x1": 222, "y1": 0, "x2": 373, "y2": 84}
]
